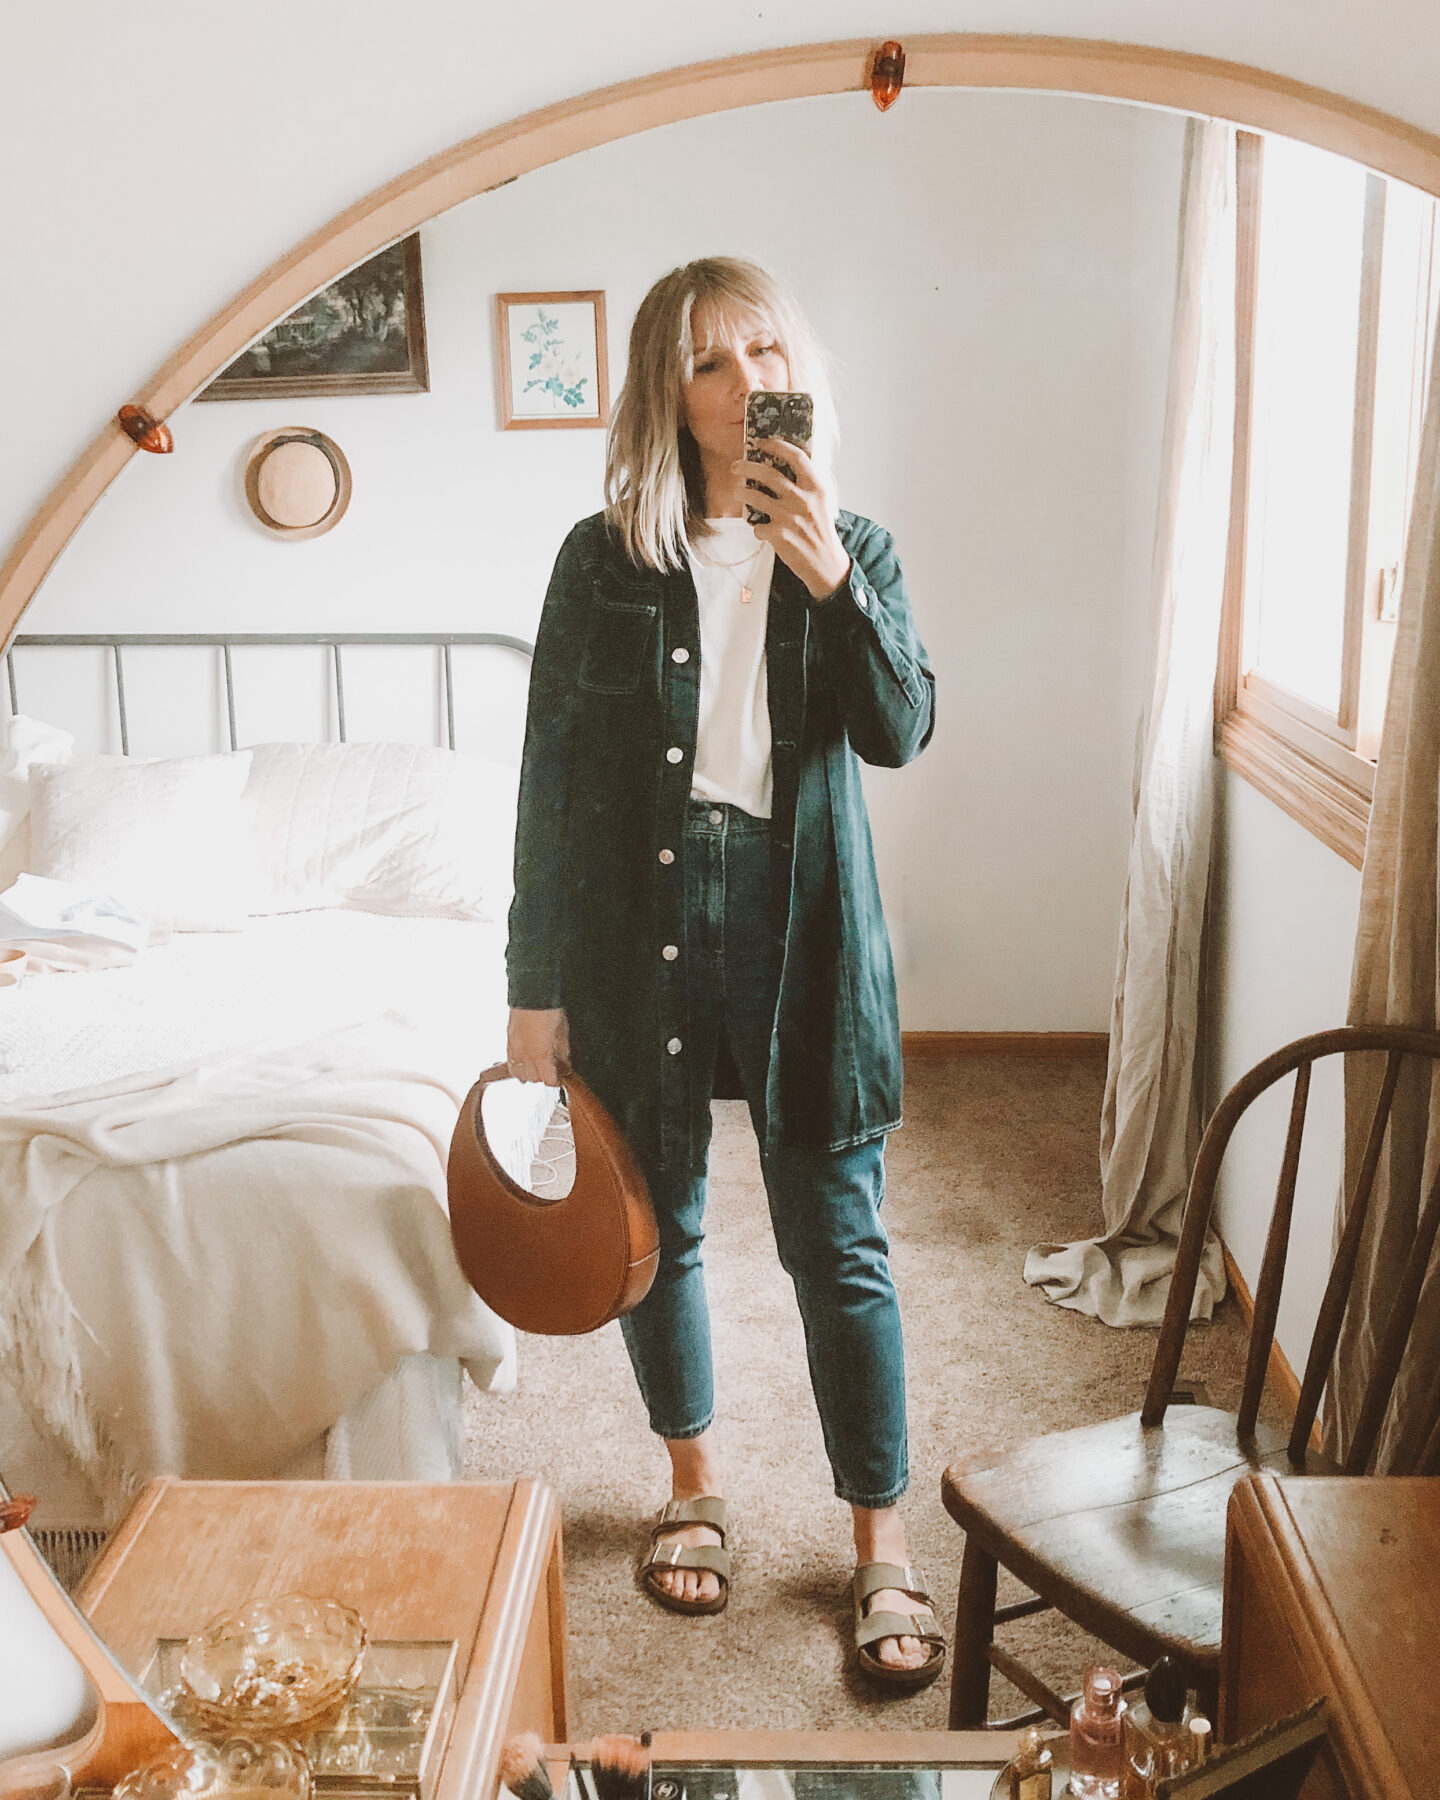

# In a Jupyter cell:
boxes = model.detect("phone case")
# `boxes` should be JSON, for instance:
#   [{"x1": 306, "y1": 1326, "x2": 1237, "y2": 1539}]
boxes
[{"x1": 744, "y1": 391, "x2": 813, "y2": 525}]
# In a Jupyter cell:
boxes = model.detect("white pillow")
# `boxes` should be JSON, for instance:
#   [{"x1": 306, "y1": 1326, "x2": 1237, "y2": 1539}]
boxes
[
  {"x1": 0, "y1": 713, "x2": 73, "y2": 871},
  {"x1": 29, "y1": 750, "x2": 256, "y2": 931},
  {"x1": 244, "y1": 741, "x2": 518, "y2": 921}
]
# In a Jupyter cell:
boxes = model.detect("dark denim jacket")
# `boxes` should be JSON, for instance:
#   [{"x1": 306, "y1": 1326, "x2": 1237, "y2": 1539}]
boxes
[{"x1": 507, "y1": 509, "x2": 936, "y2": 1170}]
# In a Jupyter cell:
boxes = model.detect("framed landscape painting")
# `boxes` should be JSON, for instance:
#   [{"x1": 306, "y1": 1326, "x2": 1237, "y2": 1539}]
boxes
[
  {"x1": 199, "y1": 236, "x2": 430, "y2": 400},
  {"x1": 496, "y1": 291, "x2": 609, "y2": 429}
]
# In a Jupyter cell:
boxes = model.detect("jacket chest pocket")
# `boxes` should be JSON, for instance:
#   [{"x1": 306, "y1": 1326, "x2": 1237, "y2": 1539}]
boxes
[{"x1": 578, "y1": 597, "x2": 657, "y2": 695}]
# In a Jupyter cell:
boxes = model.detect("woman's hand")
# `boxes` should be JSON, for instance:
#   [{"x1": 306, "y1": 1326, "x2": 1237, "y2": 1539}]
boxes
[
  {"x1": 734, "y1": 438, "x2": 852, "y2": 600},
  {"x1": 507, "y1": 1007, "x2": 570, "y2": 1086}
]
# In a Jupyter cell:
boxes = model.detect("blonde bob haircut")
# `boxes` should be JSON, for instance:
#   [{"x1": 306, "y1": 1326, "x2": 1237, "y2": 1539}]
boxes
[{"x1": 604, "y1": 257, "x2": 838, "y2": 572}]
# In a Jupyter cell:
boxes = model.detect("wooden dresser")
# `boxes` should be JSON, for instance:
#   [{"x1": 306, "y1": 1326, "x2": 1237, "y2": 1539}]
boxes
[
  {"x1": 1221, "y1": 1474, "x2": 1440, "y2": 1800},
  {"x1": 74, "y1": 1478, "x2": 566, "y2": 1800}
]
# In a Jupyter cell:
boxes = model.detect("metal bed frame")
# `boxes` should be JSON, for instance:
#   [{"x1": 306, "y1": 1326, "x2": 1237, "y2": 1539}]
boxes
[{"x1": 5, "y1": 632, "x2": 534, "y2": 755}]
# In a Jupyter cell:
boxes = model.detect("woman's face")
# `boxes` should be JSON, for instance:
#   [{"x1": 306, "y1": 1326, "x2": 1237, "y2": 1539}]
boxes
[{"x1": 679, "y1": 305, "x2": 790, "y2": 467}]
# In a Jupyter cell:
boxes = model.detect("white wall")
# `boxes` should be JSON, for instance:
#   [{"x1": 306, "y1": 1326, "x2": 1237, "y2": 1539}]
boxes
[
  {"x1": 23, "y1": 89, "x2": 1186, "y2": 1032},
  {"x1": 8, "y1": 1, "x2": 1440, "y2": 589},
  {"x1": 1205, "y1": 767, "x2": 1363, "y2": 1373}
]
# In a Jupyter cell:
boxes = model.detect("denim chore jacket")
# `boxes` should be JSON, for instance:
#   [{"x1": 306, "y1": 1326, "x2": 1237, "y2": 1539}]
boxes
[{"x1": 507, "y1": 508, "x2": 936, "y2": 1174}]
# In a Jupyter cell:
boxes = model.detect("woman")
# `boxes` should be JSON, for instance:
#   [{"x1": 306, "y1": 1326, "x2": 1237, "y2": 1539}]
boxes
[{"x1": 506, "y1": 257, "x2": 941, "y2": 1687}]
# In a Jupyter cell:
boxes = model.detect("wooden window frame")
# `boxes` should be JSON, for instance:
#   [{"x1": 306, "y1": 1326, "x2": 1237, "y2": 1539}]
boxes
[{"x1": 1215, "y1": 131, "x2": 1408, "y2": 869}]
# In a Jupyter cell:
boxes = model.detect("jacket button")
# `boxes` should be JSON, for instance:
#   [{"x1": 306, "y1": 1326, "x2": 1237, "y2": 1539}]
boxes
[
  {"x1": 667, "y1": 1037, "x2": 683, "y2": 1055},
  {"x1": 708, "y1": 809, "x2": 723, "y2": 824},
  {"x1": 658, "y1": 848, "x2": 675, "y2": 864},
  {"x1": 672, "y1": 647, "x2": 690, "y2": 663},
  {"x1": 856, "y1": 593, "x2": 870, "y2": 610},
  {"x1": 662, "y1": 944, "x2": 678, "y2": 961},
  {"x1": 666, "y1": 746, "x2": 683, "y2": 764}
]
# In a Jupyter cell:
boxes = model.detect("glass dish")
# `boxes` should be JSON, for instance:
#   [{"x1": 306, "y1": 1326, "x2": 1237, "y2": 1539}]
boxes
[
  {"x1": 178, "y1": 1596, "x2": 366, "y2": 1734},
  {"x1": 145, "y1": 1639, "x2": 458, "y2": 1800},
  {"x1": 113, "y1": 1737, "x2": 310, "y2": 1800}
]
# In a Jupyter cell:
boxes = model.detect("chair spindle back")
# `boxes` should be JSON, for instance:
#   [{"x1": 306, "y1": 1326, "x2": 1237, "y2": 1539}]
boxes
[{"x1": 1141, "y1": 1027, "x2": 1440, "y2": 1470}]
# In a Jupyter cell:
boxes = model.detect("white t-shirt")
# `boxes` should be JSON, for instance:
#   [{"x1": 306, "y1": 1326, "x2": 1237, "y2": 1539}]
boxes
[{"x1": 685, "y1": 517, "x2": 776, "y2": 819}]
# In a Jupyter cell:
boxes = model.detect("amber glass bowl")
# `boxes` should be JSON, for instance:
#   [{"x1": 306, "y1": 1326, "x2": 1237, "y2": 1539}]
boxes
[
  {"x1": 178, "y1": 1595, "x2": 366, "y2": 1734},
  {"x1": 115, "y1": 1738, "x2": 310, "y2": 1800}
]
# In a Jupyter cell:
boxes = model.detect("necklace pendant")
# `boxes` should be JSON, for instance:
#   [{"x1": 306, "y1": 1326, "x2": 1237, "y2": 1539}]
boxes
[{"x1": 741, "y1": 584, "x2": 753, "y2": 605}]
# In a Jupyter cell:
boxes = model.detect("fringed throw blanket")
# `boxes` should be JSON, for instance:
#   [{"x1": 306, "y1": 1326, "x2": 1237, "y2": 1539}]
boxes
[{"x1": 0, "y1": 1016, "x2": 512, "y2": 1521}]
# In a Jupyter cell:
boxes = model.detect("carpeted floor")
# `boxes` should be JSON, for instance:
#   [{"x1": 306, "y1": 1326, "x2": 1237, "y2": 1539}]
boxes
[{"x1": 462, "y1": 1055, "x2": 1269, "y2": 1737}]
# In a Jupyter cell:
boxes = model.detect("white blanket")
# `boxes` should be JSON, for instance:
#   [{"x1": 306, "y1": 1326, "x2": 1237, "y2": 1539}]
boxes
[{"x1": 0, "y1": 1015, "x2": 513, "y2": 1520}]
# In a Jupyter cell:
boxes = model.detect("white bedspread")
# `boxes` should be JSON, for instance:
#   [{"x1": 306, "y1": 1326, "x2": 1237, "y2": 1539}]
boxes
[
  {"x1": 0, "y1": 909, "x2": 511, "y2": 1102},
  {"x1": 0, "y1": 912, "x2": 548, "y2": 1521}
]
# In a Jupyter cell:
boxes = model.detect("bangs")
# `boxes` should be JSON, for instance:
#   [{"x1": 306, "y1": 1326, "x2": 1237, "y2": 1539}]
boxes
[{"x1": 684, "y1": 298, "x2": 783, "y2": 367}]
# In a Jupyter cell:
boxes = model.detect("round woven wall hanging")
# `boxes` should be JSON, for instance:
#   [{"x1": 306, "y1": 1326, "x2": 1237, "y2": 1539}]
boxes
[{"x1": 244, "y1": 428, "x2": 352, "y2": 539}]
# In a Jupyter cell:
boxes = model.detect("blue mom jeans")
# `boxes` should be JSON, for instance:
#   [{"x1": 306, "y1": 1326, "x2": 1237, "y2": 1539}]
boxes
[{"x1": 617, "y1": 798, "x2": 909, "y2": 1509}]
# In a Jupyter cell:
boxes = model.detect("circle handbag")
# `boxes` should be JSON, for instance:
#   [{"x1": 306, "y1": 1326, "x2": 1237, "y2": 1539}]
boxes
[{"x1": 447, "y1": 1063, "x2": 659, "y2": 1335}]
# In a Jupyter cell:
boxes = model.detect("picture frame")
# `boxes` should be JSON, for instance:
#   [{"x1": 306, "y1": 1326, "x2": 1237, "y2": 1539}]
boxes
[
  {"x1": 199, "y1": 236, "x2": 430, "y2": 401},
  {"x1": 495, "y1": 290, "x2": 609, "y2": 429}
]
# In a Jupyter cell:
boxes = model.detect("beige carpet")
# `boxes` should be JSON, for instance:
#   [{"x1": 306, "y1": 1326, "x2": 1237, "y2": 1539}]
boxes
[{"x1": 462, "y1": 1055, "x2": 1265, "y2": 1737}]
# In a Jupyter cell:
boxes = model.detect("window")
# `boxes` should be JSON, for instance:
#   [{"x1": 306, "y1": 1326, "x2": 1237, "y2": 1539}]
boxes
[{"x1": 1217, "y1": 131, "x2": 1440, "y2": 865}]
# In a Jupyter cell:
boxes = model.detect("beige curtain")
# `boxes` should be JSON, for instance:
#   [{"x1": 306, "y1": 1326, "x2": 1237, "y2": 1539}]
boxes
[
  {"x1": 1024, "y1": 118, "x2": 1234, "y2": 1326},
  {"x1": 1333, "y1": 302, "x2": 1440, "y2": 1468}
]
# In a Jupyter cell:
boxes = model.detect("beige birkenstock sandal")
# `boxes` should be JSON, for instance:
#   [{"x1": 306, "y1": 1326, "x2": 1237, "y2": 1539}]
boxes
[
  {"x1": 852, "y1": 1561, "x2": 947, "y2": 1690},
  {"x1": 639, "y1": 1495, "x2": 731, "y2": 1616}
]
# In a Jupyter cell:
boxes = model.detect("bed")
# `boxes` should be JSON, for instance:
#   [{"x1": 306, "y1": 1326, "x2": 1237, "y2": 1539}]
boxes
[{"x1": 0, "y1": 633, "x2": 553, "y2": 1554}]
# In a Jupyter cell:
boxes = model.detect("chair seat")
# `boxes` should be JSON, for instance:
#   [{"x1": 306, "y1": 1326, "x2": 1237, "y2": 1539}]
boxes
[{"x1": 942, "y1": 1406, "x2": 1335, "y2": 1672}]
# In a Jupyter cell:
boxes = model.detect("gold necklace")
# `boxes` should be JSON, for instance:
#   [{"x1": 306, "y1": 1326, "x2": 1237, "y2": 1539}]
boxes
[{"x1": 695, "y1": 537, "x2": 770, "y2": 605}]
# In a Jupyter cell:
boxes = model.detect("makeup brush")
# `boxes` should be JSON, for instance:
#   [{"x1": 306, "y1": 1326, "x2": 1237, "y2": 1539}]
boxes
[
  {"x1": 499, "y1": 1733, "x2": 556, "y2": 1800},
  {"x1": 588, "y1": 1735, "x2": 652, "y2": 1800}
]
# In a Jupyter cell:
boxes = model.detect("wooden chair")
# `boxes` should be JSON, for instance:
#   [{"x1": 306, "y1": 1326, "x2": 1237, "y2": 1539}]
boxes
[{"x1": 942, "y1": 1024, "x2": 1440, "y2": 1730}]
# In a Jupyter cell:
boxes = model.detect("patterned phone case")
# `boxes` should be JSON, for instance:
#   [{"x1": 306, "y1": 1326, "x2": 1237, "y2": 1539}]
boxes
[{"x1": 744, "y1": 391, "x2": 813, "y2": 525}]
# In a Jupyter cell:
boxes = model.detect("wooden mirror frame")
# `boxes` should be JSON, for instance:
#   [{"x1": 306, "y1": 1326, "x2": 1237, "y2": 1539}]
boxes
[
  {"x1": 1, "y1": 1514, "x2": 179, "y2": 1787},
  {"x1": 5, "y1": 33, "x2": 1440, "y2": 706}
]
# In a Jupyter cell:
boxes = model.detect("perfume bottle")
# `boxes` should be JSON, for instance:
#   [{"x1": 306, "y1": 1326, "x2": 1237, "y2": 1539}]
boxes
[
  {"x1": 1121, "y1": 1658, "x2": 1198, "y2": 1798},
  {"x1": 1069, "y1": 1664, "x2": 1125, "y2": 1797},
  {"x1": 1007, "y1": 1725, "x2": 1053, "y2": 1800}
]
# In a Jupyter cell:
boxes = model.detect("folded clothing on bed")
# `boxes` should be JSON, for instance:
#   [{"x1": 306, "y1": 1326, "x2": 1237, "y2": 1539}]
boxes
[
  {"x1": 0, "y1": 873, "x2": 159, "y2": 968},
  {"x1": 0, "y1": 1014, "x2": 523, "y2": 1521}
]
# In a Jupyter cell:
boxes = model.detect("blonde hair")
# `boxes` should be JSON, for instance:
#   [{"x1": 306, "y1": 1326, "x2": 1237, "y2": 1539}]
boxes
[{"x1": 604, "y1": 257, "x2": 838, "y2": 571}]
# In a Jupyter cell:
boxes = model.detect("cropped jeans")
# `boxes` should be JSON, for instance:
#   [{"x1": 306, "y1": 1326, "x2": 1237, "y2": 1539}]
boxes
[{"x1": 617, "y1": 798, "x2": 909, "y2": 1509}]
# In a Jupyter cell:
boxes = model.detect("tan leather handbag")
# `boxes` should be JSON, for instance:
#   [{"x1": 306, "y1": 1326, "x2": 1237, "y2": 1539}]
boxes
[{"x1": 447, "y1": 1063, "x2": 659, "y2": 1335}]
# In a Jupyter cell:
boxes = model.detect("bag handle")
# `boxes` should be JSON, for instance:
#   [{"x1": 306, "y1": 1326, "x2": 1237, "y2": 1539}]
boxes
[{"x1": 464, "y1": 1061, "x2": 575, "y2": 1209}]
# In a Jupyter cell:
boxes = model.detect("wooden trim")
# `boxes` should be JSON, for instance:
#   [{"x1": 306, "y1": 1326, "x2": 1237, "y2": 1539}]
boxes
[
  {"x1": 1216, "y1": 129, "x2": 1389, "y2": 864},
  {"x1": 11, "y1": 35, "x2": 1440, "y2": 646},
  {"x1": 1220, "y1": 1239, "x2": 1323, "y2": 1451},
  {"x1": 1228, "y1": 1476, "x2": 1414, "y2": 1796},
  {"x1": 3, "y1": 1492, "x2": 181, "y2": 1788},
  {"x1": 1338, "y1": 175, "x2": 1389, "y2": 735},
  {"x1": 1232, "y1": 680, "x2": 1378, "y2": 795},
  {"x1": 71, "y1": 1476, "x2": 169, "y2": 1615},
  {"x1": 582, "y1": 1729, "x2": 1018, "y2": 1763},
  {"x1": 1217, "y1": 709, "x2": 1370, "y2": 868},
  {"x1": 1239, "y1": 672, "x2": 1357, "y2": 752},
  {"x1": 544, "y1": 1513, "x2": 568, "y2": 1744},
  {"x1": 434, "y1": 1479, "x2": 559, "y2": 1800},
  {"x1": 1214, "y1": 131, "x2": 1262, "y2": 742},
  {"x1": 902, "y1": 1031, "x2": 1109, "y2": 1058}
]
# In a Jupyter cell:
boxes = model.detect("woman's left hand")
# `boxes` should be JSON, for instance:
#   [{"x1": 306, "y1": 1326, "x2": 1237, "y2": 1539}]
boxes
[{"x1": 733, "y1": 439, "x2": 852, "y2": 601}]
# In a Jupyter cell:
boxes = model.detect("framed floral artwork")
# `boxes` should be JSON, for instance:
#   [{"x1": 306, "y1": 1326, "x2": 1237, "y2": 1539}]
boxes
[
  {"x1": 495, "y1": 291, "x2": 609, "y2": 429},
  {"x1": 200, "y1": 237, "x2": 430, "y2": 400}
]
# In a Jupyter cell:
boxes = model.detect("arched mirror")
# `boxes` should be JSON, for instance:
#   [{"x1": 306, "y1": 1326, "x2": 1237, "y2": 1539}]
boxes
[{"x1": 1, "y1": 49, "x2": 1435, "y2": 1718}]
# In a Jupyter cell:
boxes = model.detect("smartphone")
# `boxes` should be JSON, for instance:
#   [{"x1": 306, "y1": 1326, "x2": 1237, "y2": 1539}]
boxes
[{"x1": 744, "y1": 390, "x2": 813, "y2": 526}]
